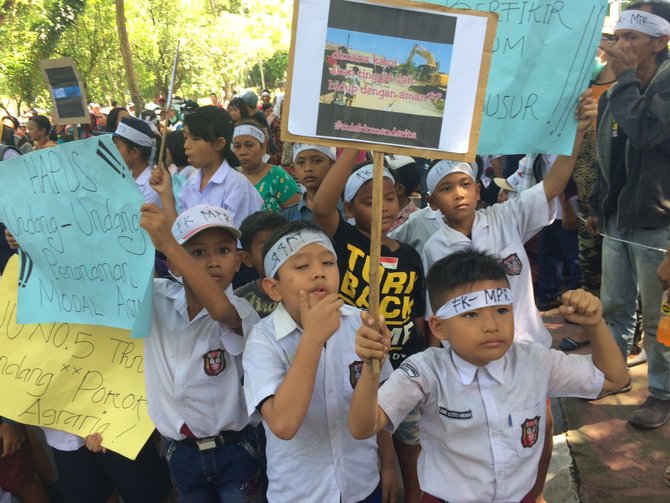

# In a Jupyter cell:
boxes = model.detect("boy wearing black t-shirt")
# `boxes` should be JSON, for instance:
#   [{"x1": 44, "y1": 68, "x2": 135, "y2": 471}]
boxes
[{"x1": 313, "y1": 149, "x2": 425, "y2": 503}]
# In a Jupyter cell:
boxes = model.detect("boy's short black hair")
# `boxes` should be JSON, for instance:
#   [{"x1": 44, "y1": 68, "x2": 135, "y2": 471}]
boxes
[
  {"x1": 239, "y1": 211, "x2": 289, "y2": 251},
  {"x1": 391, "y1": 161, "x2": 422, "y2": 195},
  {"x1": 262, "y1": 220, "x2": 333, "y2": 279},
  {"x1": 427, "y1": 249, "x2": 509, "y2": 312}
]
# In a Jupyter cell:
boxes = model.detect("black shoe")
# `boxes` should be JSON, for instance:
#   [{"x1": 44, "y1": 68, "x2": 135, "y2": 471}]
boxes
[{"x1": 629, "y1": 396, "x2": 670, "y2": 429}]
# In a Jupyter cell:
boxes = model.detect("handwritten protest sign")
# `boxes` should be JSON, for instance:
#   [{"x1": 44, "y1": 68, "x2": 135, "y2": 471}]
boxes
[
  {"x1": 430, "y1": 0, "x2": 608, "y2": 154},
  {"x1": 0, "y1": 256, "x2": 154, "y2": 460},
  {"x1": 283, "y1": 0, "x2": 497, "y2": 161},
  {"x1": 0, "y1": 135, "x2": 154, "y2": 337}
]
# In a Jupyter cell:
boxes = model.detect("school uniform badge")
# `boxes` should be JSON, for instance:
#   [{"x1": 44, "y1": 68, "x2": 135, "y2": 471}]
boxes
[
  {"x1": 520, "y1": 416, "x2": 541, "y2": 448},
  {"x1": 203, "y1": 349, "x2": 226, "y2": 376},
  {"x1": 349, "y1": 360, "x2": 364, "y2": 389},
  {"x1": 501, "y1": 253, "x2": 522, "y2": 276}
]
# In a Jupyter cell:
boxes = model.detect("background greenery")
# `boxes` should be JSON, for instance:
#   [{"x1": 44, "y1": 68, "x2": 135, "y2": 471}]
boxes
[{"x1": 0, "y1": 0, "x2": 292, "y2": 113}]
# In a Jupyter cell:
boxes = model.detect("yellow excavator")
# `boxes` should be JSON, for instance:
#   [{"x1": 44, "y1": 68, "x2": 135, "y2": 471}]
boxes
[{"x1": 403, "y1": 44, "x2": 449, "y2": 88}]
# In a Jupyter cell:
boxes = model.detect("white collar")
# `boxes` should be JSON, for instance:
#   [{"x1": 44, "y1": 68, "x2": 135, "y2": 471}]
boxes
[
  {"x1": 451, "y1": 350, "x2": 507, "y2": 386},
  {"x1": 168, "y1": 280, "x2": 234, "y2": 324},
  {"x1": 135, "y1": 164, "x2": 152, "y2": 184}
]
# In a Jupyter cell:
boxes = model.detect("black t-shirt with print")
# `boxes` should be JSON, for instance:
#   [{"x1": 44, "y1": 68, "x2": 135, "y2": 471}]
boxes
[
  {"x1": 234, "y1": 279, "x2": 278, "y2": 319},
  {"x1": 333, "y1": 218, "x2": 426, "y2": 368}
]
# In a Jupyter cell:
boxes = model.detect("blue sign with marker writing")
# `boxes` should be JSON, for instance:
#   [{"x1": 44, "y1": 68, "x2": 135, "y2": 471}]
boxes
[
  {"x1": 430, "y1": 0, "x2": 608, "y2": 154},
  {"x1": 0, "y1": 136, "x2": 154, "y2": 337}
]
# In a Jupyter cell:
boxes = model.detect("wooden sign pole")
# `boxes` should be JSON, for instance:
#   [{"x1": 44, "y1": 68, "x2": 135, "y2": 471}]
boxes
[
  {"x1": 157, "y1": 41, "x2": 180, "y2": 168},
  {"x1": 368, "y1": 151, "x2": 385, "y2": 374}
]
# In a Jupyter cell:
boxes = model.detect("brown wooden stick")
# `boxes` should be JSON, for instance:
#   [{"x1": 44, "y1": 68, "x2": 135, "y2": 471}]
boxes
[{"x1": 368, "y1": 151, "x2": 385, "y2": 374}]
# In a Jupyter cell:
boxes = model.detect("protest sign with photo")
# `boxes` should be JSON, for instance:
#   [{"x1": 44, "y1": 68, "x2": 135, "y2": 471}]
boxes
[
  {"x1": 39, "y1": 57, "x2": 91, "y2": 126},
  {"x1": 283, "y1": 0, "x2": 497, "y2": 160},
  {"x1": 0, "y1": 135, "x2": 154, "y2": 338}
]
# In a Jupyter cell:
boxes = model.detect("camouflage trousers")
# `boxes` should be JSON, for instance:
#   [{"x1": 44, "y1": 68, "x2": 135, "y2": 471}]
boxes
[{"x1": 578, "y1": 208, "x2": 602, "y2": 295}]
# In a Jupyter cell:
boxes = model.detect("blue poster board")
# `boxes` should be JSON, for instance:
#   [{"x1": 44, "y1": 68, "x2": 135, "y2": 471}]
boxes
[{"x1": 0, "y1": 136, "x2": 154, "y2": 338}]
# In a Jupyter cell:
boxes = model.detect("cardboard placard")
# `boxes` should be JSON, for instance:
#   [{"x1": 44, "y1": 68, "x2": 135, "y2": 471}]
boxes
[
  {"x1": 0, "y1": 256, "x2": 154, "y2": 460},
  {"x1": 0, "y1": 136, "x2": 154, "y2": 338},
  {"x1": 282, "y1": 0, "x2": 497, "y2": 161},
  {"x1": 39, "y1": 57, "x2": 91, "y2": 125}
]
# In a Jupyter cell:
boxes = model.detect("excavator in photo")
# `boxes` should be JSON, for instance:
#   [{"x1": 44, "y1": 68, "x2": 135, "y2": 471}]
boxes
[{"x1": 402, "y1": 44, "x2": 449, "y2": 91}]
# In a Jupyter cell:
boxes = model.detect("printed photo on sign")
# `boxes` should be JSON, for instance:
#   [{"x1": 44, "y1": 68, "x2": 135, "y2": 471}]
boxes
[
  {"x1": 285, "y1": 0, "x2": 495, "y2": 156},
  {"x1": 320, "y1": 29, "x2": 452, "y2": 118}
]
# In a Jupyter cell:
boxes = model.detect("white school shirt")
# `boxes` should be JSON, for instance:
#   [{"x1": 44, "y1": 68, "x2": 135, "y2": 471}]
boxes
[
  {"x1": 243, "y1": 303, "x2": 393, "y2": 503},
  {"x1": 177, "y1": 160, "x2": 263, "y2": 228},
  {"x1": 422, "y1": 182, "x2": 555, "y2": 347},
  {"x1": 135, "y1": 165, "x2": 161, "y2": 206},
  {"x1": 388, "y1": 206, "x2": 441, "y2": 254},
  {"x1": 379, "y1": 344, "x2": 603, "y2": 503},
  {"x1": 144, "y1": 279, "x2": 260, "y2": 440}
]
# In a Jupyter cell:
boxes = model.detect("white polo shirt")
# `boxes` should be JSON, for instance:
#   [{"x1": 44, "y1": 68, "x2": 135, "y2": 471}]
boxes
[
  {"x1": 422, "y1": 182, "x2": 555, "y2": 347},
  {"x1": 243, "y1": 303, "x2": 392, "y2": 503},
  {"x1": 388, "y1": 206, "x2": 441, "y2": 254},
  {"x1": 379, "y1": 344, "x2": 604, "y2": 502},
  {"x1": 135, "y1": 165, "x2": 161, "y2": 206},
  {"x1": 144, "y1": 279, "x2": 260, "y2": 440}
]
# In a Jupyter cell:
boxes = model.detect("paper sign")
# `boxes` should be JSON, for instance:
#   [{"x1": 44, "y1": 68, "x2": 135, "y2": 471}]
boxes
[
  {"x1": 430, "y1": 0, "x2": 608, "y2": 155},
  {"x1": 284, "y1": 0, "x2": 497, "y2": 160},
  {"x1": 39, "y1": 58, "x2": 91, "y2": 126},
  {"x1": 0, "y1": 256, "x2": 154, "y2": 460},
  {"x1": 0, "y1": 136, "x2": 154, "y2": 337}
]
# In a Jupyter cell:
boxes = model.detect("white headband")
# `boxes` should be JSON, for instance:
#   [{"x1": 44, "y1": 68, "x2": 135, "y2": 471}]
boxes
[
  {"x1": 615, "y1": 9, "x2": 670, "y2": 37},
  {"x1": 343, "y1": 164, "x2": 395, "y2": 203},
  {"x1": 426, "y1": 160, "x2": 476, "y2": 194},
  {"x1": 114, "y1": 122, "x2": 153, "y2": 147},
  {"x1": 264, "y1": 229, "x2": 336, "y2": 279},
  {"x1": 435, "y1": 288, "x2": 512, "y2": 320},
  {"x1": 292, "y1": 143, "x2": 337, "y2": 162},
  {"x1": 233, "y1": 125, "x2": 265, "y2": 144}
]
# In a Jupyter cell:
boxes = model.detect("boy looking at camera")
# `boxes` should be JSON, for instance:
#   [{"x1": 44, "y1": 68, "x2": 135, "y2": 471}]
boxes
[
  {"x1": 348, "y1": 250, "x2": 629, "y2": 503},
  {"x1": 242, "y1": 220, "x2": 395, "y2": 503}
]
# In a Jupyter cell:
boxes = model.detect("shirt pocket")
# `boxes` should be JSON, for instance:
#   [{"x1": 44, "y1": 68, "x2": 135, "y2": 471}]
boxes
[{"x1": 509, "y1": 403, "x2": 545, "y2": 458}]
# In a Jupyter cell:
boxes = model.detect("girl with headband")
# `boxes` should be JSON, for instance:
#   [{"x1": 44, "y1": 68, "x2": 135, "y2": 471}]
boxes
[{"x1": 232, "y1": 118, "x2": 300, "y2": 214}]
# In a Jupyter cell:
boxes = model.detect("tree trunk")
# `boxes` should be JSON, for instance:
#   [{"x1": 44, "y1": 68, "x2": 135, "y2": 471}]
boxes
[
  {"x1": 115, "y1": 0, "x2": 143, "y2": 113},
  {"x1": 0, "y1": 0, "x2": 16, "y2": 28}
]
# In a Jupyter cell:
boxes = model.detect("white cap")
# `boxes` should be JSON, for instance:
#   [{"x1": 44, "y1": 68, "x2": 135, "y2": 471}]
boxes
[
  {"x1": 172, "y1": 204, "x2": 241, "y2": 244},
  {"x1": 494, "y1": 171, "x2": 523, "y2": 192}
]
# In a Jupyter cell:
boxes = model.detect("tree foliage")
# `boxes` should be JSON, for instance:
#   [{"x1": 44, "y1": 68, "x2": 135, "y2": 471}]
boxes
[{"x1": 0, "y1": 0, "x2": 292, "y2": 112}]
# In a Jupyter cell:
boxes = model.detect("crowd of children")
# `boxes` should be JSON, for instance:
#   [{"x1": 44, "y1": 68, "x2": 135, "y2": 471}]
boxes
[
  {"x1": 2, "y1": 3, "x2": 670, "y2": 500},
  {"x1": 0, "y1": 85, "x2": 633, "y2": 503}
]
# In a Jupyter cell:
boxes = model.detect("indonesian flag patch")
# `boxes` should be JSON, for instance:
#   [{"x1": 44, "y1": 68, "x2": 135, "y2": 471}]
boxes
[{"x1": 380, "y1": 257, "x2": 398, "y2": 270}]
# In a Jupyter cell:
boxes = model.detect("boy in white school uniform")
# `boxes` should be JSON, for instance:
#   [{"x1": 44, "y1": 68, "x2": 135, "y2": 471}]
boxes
[
  {"x1": 242, "y1": 220, "x2": 395, "y2": 503},
  {"x1": 349, "y1": 250, "x2": 629, "y2": 503},
  {"x1": 419, "y1": 91, "x2": 597, "y2": 499},
  {"x1": 139, "y1": 202, "x2": 267, "y2": 502}
]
